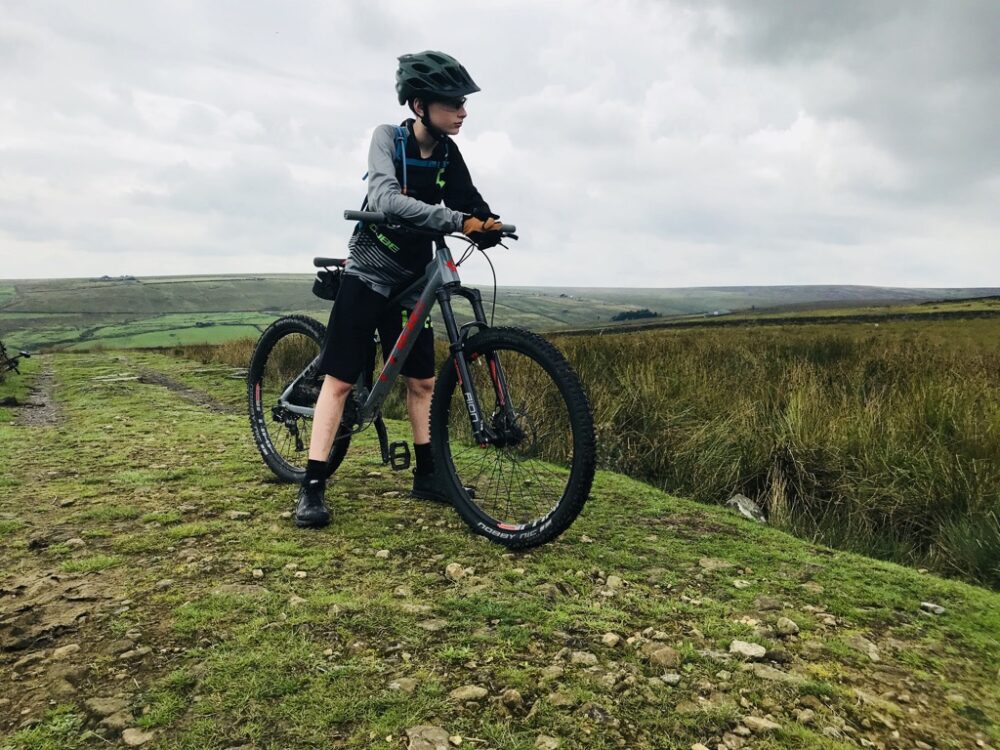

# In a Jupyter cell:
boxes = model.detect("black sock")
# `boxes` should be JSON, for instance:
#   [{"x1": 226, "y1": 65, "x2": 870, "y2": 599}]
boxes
[
  {"x1": 304, "y1": 459, "x2": 327, "y2": 484},
  {"x1": 414, "y1": 442, "x2": 434, "y2": 476}
]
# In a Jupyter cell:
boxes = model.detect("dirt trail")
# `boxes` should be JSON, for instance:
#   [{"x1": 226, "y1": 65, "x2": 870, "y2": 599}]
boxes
[
  {"x1": 106, "y1": 352, "x2": 240, "y2": 414},
  {"x1": 135, "y1": 368, "x2": 238, "y2": 414},
  {"x1": 13, "y1": 358, "x2": 61, "y2": 427}
]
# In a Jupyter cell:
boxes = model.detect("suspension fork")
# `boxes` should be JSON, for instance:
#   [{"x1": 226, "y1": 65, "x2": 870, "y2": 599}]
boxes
[
  {"x1": 467, "y1": 289, "x2": 518, "y2": 424},
  {"x1": 437, "y1": 286, "x2": 493, "y2": 444},
  {"x1": 438, "y1": 285, "x2": 518, "y2": 440}
]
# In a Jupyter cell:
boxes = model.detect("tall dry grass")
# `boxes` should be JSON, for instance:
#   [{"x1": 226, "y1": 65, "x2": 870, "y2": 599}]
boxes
[{"x1": 552, "y1": 325, "x2": 1000, "y2": 588}]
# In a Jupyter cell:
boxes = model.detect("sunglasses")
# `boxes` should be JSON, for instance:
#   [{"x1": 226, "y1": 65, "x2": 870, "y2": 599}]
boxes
[{"x1": 435, "y1": 96, "x2": 467, "y2": 110}]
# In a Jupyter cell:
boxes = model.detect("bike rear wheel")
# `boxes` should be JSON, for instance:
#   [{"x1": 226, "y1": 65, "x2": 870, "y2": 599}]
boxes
[
  {"x1": 430, "y1": 327, "x2": 596, "y2": 548},
  {"x1": 247, "y1": 314, "x2": 351, "y2": 483}
]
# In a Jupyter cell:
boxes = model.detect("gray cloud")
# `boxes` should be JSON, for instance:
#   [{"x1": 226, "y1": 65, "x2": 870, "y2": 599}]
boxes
[
  {"x1": 1, "y1": 0, "x2": 997, "y2": 286},
  {"x1": 707, "y1": 0, "x2": 1000, "y2": 193}
]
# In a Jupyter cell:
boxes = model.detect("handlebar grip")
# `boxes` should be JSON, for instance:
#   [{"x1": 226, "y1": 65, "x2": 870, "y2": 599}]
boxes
[
  {"x1": 344, "y1": 210, "x2": 386, "y2": 223},
  {"x1": 500, "y1": 224, "x2": 516, "y2": 235}
]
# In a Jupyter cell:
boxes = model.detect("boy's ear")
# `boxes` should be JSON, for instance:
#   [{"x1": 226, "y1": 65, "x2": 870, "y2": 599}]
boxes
[{"x1": 411, "y1": 97, "x2": 424, "y2": 117}]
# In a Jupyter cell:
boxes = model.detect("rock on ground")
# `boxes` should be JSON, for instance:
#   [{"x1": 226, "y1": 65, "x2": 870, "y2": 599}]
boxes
[
  {"x1": 729, "y1": 640, "x2": 766, "y2": 659},
  {"x1": 449, "y1": 685, "x2": 488, "y2": 701},
  {"x1": 726, "y1": 493, "x2": 767, "y2": 522},
  {"x1": 406, "y1": 725, "x2": 451, "y2": 750},
  {"x1": 743, "y1": 716, "x2": 782, "y2": 733},
  {"x1": 648, "y1": 646, "x2": 681, "y2": 668},
  {"x1": 122, "y1": 727, "x2": 155, "y2": 746}
]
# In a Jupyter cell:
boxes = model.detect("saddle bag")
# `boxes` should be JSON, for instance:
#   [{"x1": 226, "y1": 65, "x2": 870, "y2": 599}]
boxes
[{"x1": 312, "y1": 268, "x2": 342, "y2": 301}]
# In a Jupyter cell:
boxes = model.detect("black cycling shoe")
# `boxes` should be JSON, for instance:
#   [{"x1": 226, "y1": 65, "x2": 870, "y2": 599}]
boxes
[
  {"x1": 410, "y1": 471, "x2": 475, "y2": 504},
  {"x1": 295, "y1": 479, "x2": 330, "y2": 528}
]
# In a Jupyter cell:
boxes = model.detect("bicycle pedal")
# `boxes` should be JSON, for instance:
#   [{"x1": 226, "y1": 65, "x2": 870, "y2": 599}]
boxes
[{"x1": 388, "y1": 441, "x2": 411, "y2": 471}]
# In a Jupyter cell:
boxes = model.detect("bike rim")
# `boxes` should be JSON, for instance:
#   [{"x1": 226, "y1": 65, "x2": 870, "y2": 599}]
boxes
[
  {"x1": 444, "y1": 344, "x2": 577, "y2": 530},
  {"x1": 253, "y1": 330, "x2": 323, "y2": 473}
]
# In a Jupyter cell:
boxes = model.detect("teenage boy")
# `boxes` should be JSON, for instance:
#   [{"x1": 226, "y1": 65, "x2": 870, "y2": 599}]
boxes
[{"x1": 294, "y1": 50, "x2": 504, "y2": 528}]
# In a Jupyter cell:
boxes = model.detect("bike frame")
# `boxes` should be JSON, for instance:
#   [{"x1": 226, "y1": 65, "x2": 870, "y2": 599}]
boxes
[
  {"x1": 0, "y1": 340, "x2": 30, "y2": 375},
  {"x1": 278, "y1": 235, "x2": 518, "y2": 445}
]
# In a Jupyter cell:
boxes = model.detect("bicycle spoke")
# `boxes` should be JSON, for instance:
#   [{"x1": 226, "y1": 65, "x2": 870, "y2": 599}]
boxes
[
  {"x1": 446, "y1": 341, "x2": 577, "y2": 527},
  {"x1": 250, "y1": 325, "x2": 337, "y2": 479}
]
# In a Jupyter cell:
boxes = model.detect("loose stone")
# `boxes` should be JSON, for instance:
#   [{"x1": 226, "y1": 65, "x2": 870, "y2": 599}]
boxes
[
  {"x1": 648, "y1": 646, "x2": 681, "y2": 668},
  {"x1": 501, "y1": 688, "x2": 523, "y2": 707},
  {"x1": 51, "y1": 644, "x2": 81, "y2": 660},
  {"x1": 449, "y1": 685, "x2": 488, "y2": 701},
  {"x1": 570, "y1": 651, "x2": 598, "y2": 666},
  {"x1": 776, "y1": 617, "x2": 800, "y2": 636},
  {"x1": 122, "y1": 728, "x2": 155, "y2": 746},
  {"x1": 729, "y1": 640, "x2": 766, "y2": 659},
  {"x1": 743, "y1": 716, "x2": 781, "y2": 733}
]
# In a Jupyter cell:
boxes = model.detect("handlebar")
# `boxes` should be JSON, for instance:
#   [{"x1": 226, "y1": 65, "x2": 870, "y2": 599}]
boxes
[{"x1": 344, "y1": 210, "x2": 516, "y2": 236}]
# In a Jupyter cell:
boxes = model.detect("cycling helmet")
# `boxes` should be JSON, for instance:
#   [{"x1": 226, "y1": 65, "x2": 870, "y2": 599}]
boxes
[{"x1": 395, "y1": 50, "x2": 481, "y2": 106}]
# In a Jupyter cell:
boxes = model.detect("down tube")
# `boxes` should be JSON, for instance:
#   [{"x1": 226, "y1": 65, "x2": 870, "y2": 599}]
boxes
[{"x1": 359, "y1": 273, "x2": 441, "y2": 422}]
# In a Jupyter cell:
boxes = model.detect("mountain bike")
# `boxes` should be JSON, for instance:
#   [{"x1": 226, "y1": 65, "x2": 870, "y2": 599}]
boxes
[
  {"x1": 0, "y1": 340, "x2": 31, "y2": 376},
  {"x1": 247, "y1": 211, "x2": 596, "y2": 548}
]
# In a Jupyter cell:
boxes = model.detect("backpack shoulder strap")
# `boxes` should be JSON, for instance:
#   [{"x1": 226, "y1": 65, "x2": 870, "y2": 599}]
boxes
[
  {"x1": 394, "y1": 125, "x2": 409, "y2": 195},
  {"x1": 361, "y1": 125, "x2": 411, "y2": 194}
]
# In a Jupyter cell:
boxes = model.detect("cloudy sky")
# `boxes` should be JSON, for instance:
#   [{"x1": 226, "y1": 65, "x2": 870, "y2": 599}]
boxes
[{"x1": 2, "y1": 0, "x2": 998, "y2": 287}]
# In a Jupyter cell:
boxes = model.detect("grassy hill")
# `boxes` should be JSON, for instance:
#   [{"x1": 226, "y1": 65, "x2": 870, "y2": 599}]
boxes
[
  {"x1": 0, "y1": 351, "x2": 997, "y2": 749},
  {"x1": 2, "y1": 275, "x2": 998, "y2": 351}
]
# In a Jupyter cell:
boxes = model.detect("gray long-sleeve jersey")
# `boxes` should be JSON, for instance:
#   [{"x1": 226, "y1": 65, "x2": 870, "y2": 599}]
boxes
[{"x1": 343, "y1": 120, "x2": 491, "y2": 302}]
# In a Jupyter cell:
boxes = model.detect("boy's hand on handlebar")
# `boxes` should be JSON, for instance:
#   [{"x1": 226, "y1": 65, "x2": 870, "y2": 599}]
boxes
[
  {"x1": 462, "y1": 215, "x2": 502, "y2": 234},
  {"x1": 463, "y1": 215, "x2": 504, "y2": 249}
]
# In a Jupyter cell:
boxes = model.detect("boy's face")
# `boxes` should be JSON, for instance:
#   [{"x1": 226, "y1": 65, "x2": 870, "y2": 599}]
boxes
[{"x1": 419, "y1": 97, "x2": 467, "y2": 136}]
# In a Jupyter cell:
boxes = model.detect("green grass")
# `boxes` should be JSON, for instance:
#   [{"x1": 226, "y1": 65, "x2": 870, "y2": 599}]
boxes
[
  {"x1": 141, "y1": 510, "x2": 183, "y2": 525},
  {"x1": 78, "y1": 505, "x2": 141, "y2": 522},
  {"x1": 0, "y1": 705, "x2": 89, "y2": 750},
  {"x1": 0, "y1": 351, "x2": 39, "y2": 418},
  {"x1": 59, "y1": 554, "x2": 122, "y2": 573},
  {"x1": 0, "y1": 519, "x2": 25, "y2": 537},
  {"x1": 1, "y1": 349, "x2": 998, "y2": 749}
]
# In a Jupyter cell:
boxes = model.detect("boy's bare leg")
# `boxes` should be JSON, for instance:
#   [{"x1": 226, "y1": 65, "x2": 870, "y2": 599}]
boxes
[
  {"x1": 308, "y1": 375, "x2": 353, "y2": 462},
  {"x1": 405, "y1": 376, "x2": 434, "y2": 445}
]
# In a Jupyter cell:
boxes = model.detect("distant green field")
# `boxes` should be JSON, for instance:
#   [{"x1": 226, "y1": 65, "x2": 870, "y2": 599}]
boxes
[
  {"x1": 64, "y1": 324, "x2": 266, "y2": 350},
  {"x1": 2, "y1": 274, "x2": 998, "y2": 352},
  {"x1": 718, "y1": 295, "x2": 1000, "y2": 321}
]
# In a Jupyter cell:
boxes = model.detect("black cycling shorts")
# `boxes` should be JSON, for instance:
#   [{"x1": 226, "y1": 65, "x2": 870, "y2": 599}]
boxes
[{"x1": 318, "y1": 273, "x2": 435, "y2": 383}]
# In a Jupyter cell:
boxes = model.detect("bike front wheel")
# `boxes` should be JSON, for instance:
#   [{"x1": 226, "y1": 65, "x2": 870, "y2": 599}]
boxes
[
  {"x1": 430, "y1": 327, "x2": 596, "y2": 549},
  {"x1": 247, "y1": 314, "x2": 351, "y2": 483}
]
